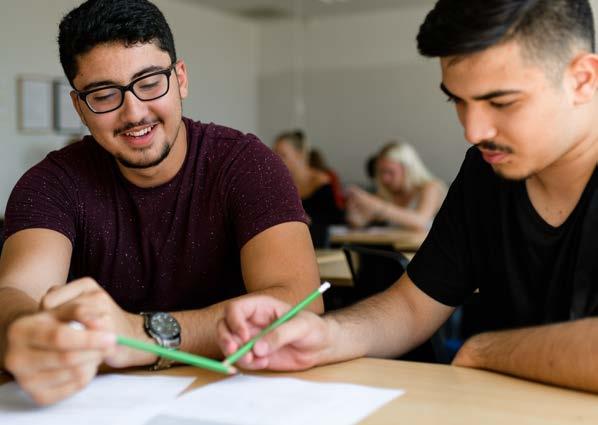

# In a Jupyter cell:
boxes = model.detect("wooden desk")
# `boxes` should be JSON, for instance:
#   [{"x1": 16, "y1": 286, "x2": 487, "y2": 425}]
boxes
[
  {"x1": 155, "y1": 358, "x2": 598, "y2": 424},
  {"x1": 3, "y1": 358, "x2": 597, "y2": 423},
  {"x1": 316, "y1": 249, "x2": 352, "y2": 287},
  {"x1": 329, "y1": 226, "x2": 427, "y2": 252}
]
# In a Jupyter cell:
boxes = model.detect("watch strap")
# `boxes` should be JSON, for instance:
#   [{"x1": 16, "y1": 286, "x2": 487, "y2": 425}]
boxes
[{"x1": 141, "y1": 312, "x2": 179, "y2": 371}]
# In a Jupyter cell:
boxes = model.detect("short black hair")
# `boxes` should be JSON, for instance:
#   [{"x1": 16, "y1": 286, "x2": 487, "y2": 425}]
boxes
[
  {"x1": 417, "y1": 0, "x2": 595, "y2": 66},
  {"x1": 58, "y1": 0, "x2": 177, "y2": 86}
]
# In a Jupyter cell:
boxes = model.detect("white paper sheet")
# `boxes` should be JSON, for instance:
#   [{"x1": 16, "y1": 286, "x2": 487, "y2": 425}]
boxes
[
  {"x1": 0, "y1": 374, "x2": 195, "y2": 425},
  {"x1": 151, "y1": 375, "x2": 404, "y2": 425}
]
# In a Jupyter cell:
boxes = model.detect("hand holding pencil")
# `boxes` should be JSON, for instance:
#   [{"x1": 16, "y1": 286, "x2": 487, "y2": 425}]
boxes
[{"x1": 217, "y1": 282, "x2": 333, "y2": 371}]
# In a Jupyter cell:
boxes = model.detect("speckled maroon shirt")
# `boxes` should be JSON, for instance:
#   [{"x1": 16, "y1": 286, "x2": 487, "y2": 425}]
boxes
[{"x1": 4, "y1": 118, "x2": 308, "y2": 312}]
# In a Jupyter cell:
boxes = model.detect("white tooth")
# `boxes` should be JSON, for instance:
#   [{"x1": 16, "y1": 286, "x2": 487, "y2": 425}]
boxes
[{"x1": 125, "y1": 126, "x2": 152, "y2": 137}]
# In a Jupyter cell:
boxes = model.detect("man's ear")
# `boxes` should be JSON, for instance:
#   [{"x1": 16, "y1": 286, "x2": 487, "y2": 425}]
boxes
[
  {"x1": 174, "y1": 59, "x2": 189, "y2": 100},
  {"x1": 566, "y1": 52, "x2": 598, "y2": 105}
]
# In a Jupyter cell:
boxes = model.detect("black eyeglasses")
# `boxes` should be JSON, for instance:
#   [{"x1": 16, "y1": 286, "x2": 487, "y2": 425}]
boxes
[{"x1": 75, "y1": 64, "x2": 176, "y2": 114}]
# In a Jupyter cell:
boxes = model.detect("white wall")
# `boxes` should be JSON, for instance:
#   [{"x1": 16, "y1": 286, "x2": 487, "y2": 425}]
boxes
[
  {"x1": 259, "y1": 2, "x2": 598, "y2": 186},
  {"x1": 258, "y1": 6, "x2": 467, "y2": 186},
  {"x1": 0, "y1": 0, "x2": 259, "y2": 214}
]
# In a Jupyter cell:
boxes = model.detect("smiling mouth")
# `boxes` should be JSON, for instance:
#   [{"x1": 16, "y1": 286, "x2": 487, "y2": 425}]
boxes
[{"x1": 123, "y1": 124, "x2": 157, "y2": 138}]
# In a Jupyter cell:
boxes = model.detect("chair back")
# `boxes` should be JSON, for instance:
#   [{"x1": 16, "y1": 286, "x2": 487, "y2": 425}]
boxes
[{"x1": 342, "y1": 244, "x2": 409, "y2": 299}]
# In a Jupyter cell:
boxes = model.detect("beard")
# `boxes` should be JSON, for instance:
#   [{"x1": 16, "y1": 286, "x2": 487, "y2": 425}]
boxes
[
  {"x1": 116, "y1": 118, "x2": 183, "y2": 170},
  {"x1": 116, "y1": 140, "x2": 172, "y2": 169}
]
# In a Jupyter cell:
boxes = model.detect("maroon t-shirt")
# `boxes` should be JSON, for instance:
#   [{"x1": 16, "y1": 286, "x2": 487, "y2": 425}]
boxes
[{"x1": 4, "y1": 118, "x2": 308, "y2": 312}]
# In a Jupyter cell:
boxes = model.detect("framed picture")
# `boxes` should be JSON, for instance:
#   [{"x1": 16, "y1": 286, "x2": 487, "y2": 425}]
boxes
[
  {"x1": 54, "y1": 79, "x2": 85, "y2": 134},
  {"x1": 17, "y1": 76, "x2": 53, "y2": 133}
]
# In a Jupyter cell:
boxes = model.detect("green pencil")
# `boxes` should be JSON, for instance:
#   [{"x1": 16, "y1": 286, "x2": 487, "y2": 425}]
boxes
[
  {"x1": 116, "y1": 335, "x2": 235, "y2": 375},
  {"x1": 223, "y1": 282, "x2": 331, "y2": 366}
]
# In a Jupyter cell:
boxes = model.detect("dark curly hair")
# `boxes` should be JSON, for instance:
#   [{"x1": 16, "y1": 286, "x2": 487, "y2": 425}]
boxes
[{"x1": 58, "y1": 0, "x2": 177, "y2": 86}]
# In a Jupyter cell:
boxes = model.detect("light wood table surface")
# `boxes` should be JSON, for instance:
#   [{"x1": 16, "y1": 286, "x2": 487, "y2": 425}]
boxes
[
  {"x1": 316, "y1": 248, "x2": 352, "y2": 287},
  {"x1": 329, "y1": 226, "x2": 427, "y2": 252},
  {"x1": 3, "y1": 358, "x2": 597, "y2": 423},
  {"x1": 157, "y1": 358, "x2": 598, "y2": 424}
]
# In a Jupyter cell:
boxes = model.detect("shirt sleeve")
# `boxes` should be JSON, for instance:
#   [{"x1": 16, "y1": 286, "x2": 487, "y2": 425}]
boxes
[
  {"x1": 407, "y1": 151, "x2": 477, "y2": 307},
  {"x1": 222, "y1": 134, "x2": 309, "y2": 249},
  {"x1": 3, "y1": 153, "x2": 78, "y2": 245}
]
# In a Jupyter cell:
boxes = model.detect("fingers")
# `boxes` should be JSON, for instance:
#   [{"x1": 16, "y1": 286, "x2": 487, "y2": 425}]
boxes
[
  {"x1": 5, "y1": 313, "x2": 108, "y2": 406},
  {"x1": 27, "y1": 320, "x2": 116, "y2": 351},
  {"x1": 5, "y1": 347, "x2": 104, "y2": 373},
  {"x1": 51, "y1": 293, "x2": 112, "y2": 329},
  {"x1": 223, "y1": 296, "x2": 291, "y2": 342},
  {"x1": 19, "y1": 364, "x2": 98, "y2": 406},
  {"x1": 253, "y1": 313, "x2": 313, "y2": 357},
  {"x1": 41, "y1": 277, "x2": 100, "y2": 310}
]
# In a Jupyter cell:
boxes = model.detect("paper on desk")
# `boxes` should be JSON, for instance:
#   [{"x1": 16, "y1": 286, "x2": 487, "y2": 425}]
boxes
[
  {"x1": 148, "y1": 374, "x2": 404, "y2": 425},
  {"x1": 0, "y1": 373, "x2": 195, "y2": 425}
]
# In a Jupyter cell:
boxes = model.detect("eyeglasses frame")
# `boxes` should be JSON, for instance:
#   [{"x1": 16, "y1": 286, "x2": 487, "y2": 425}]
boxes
[{"x1": 75, "y1": 63, "x2": 177, "y2": 114}]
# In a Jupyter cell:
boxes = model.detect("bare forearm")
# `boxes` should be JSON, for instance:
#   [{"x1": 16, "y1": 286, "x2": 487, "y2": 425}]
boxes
[
  {"x1": 0, "y1": 287, "x2": 39, "y2": 369},
  {"x1": 176, "y1": 285, "x2": 322, "y2": 359},
  {"x1": 454, "y1": 318, "x2": 598, "y2": 393},
  {"x1": 321, "y1": 281, "x2": 451, "y2": 364},
  {"x1": 378, "y1": 204, "x2": 430, "y2": 230}
]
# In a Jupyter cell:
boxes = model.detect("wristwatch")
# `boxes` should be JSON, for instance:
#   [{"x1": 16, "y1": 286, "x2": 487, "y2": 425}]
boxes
[{"x1": 141, "y1": 312, "x2": 181, "y2": 371}]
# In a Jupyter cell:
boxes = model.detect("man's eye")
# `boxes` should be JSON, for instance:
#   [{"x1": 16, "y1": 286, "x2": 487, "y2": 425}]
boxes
[
  {"x1": 92, "y1": 93, "x2": 116, "y2": 102},
  {"x1": 446, "y1": 96, "x2": 462, "y2": 104},
  {"x1": 490, "y1": 101, "x2": 516, "y2": 109}
]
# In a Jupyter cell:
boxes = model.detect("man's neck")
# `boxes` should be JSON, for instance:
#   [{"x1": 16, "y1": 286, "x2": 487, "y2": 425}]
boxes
[{"x1": 526, "y1": 130, "x2": 598, "y2": 227}]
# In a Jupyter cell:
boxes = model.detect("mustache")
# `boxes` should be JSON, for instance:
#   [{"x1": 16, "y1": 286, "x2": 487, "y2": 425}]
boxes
[
  {"x1": 477, "y1": 140, "x2": 513, "y2": 154},
  {"x1": 114, "y1": 119, "x2": 161, "y2": 137}
]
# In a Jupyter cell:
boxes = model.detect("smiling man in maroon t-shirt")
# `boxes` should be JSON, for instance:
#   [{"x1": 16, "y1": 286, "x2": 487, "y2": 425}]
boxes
[{"x1": 0, "y1": 0, "x2": 322, "y2": 406}]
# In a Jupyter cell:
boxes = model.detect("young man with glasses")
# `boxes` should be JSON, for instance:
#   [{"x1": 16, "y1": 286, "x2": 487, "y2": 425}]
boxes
[
  {"x1": 218, "y1": 0, "x2": 598, "y2": 393},
  {"x1": 0, "y1": 0, "x2": 321, "y2": 405}
]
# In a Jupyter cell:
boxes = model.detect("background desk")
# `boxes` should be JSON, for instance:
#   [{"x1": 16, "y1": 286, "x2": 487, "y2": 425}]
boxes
[
  {"x1": 329, "y1": 226, "x2": 427, "y2": 252},
  {"x1": 316, "y1": 249, "x2": 352, "y2": 287},
  {"x1": 2, "y1": 358, "x2": 597, "y2": 424}
]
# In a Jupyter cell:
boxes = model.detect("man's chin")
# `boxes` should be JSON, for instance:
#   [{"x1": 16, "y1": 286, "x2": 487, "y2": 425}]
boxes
[
  {"x1": 491, "y1": 164, "x2": 533, "y2": 182},
  {"x1": 117, "y1": 143, "x2": 171, "y2": 170}
]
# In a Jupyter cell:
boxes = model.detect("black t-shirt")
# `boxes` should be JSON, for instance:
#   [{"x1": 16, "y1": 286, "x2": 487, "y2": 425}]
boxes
[{"x1": 408, "y1": 147, "x2": 598, "y2": 332}]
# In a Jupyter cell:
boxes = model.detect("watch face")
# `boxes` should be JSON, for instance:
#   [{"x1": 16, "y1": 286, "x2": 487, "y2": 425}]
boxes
[{"x1": 150, "y1": 312, "x2": 180, "y2": 338}]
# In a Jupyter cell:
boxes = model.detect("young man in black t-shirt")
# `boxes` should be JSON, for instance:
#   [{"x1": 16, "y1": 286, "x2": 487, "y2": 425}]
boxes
[{"x1": 217, "y1": 0, "x2": 598, "y2": 393}]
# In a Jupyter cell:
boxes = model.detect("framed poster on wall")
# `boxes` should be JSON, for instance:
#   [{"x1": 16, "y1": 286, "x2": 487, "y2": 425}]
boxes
[
  {"x1": 17, "y1": 76, "x2": 53, "y2": 133},
  {"x1": 53, "y1": 79, "x2": 85, "y2": 134}
]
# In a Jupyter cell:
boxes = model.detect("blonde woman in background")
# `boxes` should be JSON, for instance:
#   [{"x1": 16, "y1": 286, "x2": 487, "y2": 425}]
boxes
[{"x1": 346, "y1": 142, "x2": 446, "y2": 230}]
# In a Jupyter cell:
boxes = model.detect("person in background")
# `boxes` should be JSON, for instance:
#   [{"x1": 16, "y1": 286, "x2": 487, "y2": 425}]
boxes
[
  {"x1": 0, "y1": 0, "x2": 321, "y2": 406},
  {"x1": 345, "y1": 142, "x2": 446, "y2": 230},
  {"x1": 308, "y1": 148, "x2": 345, "y2": 210},
  {"x1": 273, "y1": 131, "x2": 345, "y2": 247}
]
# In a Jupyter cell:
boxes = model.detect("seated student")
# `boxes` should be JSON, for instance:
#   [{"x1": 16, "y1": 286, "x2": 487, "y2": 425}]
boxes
[
  {"x1": 346, "y1": 142, "x2": 446, "y2": 231},
  {"x1": 273, "y1": 131, "x2": 345, "y2": 247},
  {"x1": 308, "y1": 148, "x2": 346, "y2": 210},
  {"x1": 218, "y1": 0, "x2": 598, "y2": 394},
  {"x1": 0, "y1": 0, "x2": 322, "y2": 406}
]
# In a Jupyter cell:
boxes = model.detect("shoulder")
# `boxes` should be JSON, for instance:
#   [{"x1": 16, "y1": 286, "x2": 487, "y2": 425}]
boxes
[
  {"x1": 20, "y1": 137, "x2": 108, "y2": 184},
  {"x1": 187, "y1": 119, "x2": 263, "y2": 153}
]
